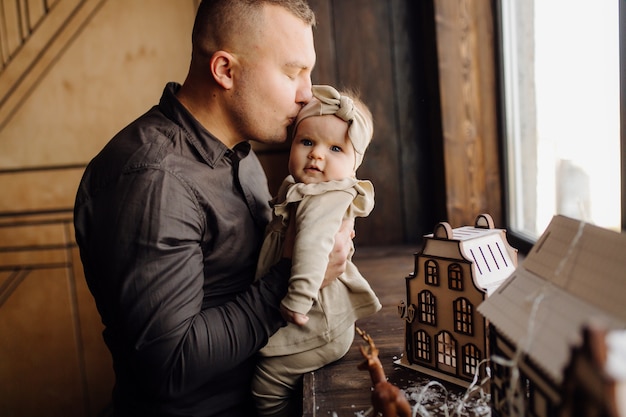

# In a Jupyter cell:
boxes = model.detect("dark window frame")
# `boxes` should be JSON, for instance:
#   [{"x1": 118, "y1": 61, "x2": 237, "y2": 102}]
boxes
[
  {"x1": 413, "y1": 330, "x2": 431, "y2": 362},
  {"x1": 418, "y1": 289, "x2": 437, "y2": 326},
  {"x1": 453, "y1": 297, "x2": 474, "y2": 336},
  {"x1": 425, "y1": 259, "x2": 440, "y2": 286},
  {"x1": 448, "y1": 263, "x2": 463, "y2": 290}
]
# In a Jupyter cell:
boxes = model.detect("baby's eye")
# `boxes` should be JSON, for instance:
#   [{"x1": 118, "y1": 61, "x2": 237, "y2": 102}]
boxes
[
  {"x1": 301, "y1": 139, "x2": 313, "y2": 146},
  {"x1": 330, "y1": 145, "x2": 343, "y2": 152}
]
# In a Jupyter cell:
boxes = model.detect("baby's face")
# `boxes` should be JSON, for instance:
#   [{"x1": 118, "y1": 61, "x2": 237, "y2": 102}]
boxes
[{"x1": 288, "y1": 115, "x2": 356, "y2": 184}]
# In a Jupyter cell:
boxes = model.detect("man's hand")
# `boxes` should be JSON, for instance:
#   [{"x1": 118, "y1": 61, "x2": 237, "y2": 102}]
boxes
[{"x1": 321, "y1": 217, "x2": 355, "y2": 289}]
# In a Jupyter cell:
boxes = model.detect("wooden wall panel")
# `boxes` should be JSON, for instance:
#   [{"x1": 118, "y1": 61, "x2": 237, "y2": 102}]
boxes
[
  {"x1": 329, "y1": 0, "x2": 404, "y2": 245},
  {"x1": 0, "y1": 0, "x2": 23, "y2": 65},
  {"x1": 0, "y1": 168, "x2": 84, "y2": 214},
  {"x1": 0, "y1": 254, "x2": 85, "y2": 416},
  {"x1": 309, "y1": 0, "x2": 336, "y2": 85},
  {"x1": 0, "y1": 213, "x2": 113, "y2": 416},
  {"x1": 0, "y1": 0, "x2": 195, "y2": 169},
  {"x1": 390, "y1": 0, "x2": 448, "y2": 238},
  {"x1": 0, "y1": 0, "x2": 103, "y2": 131},
  {"x1": 0, "y1": 1, "x2": 197, "y2": 415},
  {"x1": 434, "y1": 0, "x2": 502, "y2": 227}
]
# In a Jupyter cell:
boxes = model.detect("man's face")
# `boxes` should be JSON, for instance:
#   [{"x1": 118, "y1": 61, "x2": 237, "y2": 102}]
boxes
[
  {"x1": 288, "y1": 115, "x2": 356, "y2": 184},
  {"x1": 229, "y1": 5, "x2": 316, "y2": 145}
]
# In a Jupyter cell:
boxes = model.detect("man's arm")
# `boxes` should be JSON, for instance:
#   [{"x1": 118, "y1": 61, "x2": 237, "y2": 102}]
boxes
[{"x1": 75, "y1": 168, "x2": 291, "y2": 398}]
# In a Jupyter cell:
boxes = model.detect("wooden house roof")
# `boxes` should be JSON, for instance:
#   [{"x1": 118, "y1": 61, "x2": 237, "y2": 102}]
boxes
[
  {"x1": 421, "y1": 214, "x2": 517, "y2": 293},
  {"x1": 478, "y1": 215, "x2": 626, "y2": 384}
]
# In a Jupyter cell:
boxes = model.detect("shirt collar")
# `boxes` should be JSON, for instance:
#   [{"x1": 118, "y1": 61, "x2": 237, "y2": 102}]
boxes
[{"x1": 158, "y1": 82, "x2": 249, "y2": 167}]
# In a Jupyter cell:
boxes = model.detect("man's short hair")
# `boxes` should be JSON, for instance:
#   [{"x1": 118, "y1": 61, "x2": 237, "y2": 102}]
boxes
[{"x1": 192, "y1": 0, "x2": 316, "y2": 58}]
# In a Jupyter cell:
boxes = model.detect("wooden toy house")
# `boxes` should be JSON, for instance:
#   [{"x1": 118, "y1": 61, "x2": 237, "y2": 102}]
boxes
[
  {"x1": 398, "y1": 213, "x2": 518, "y2": 387},
  {"x1": 477, "y1": 215, "x2": 626, "y2": 417}
]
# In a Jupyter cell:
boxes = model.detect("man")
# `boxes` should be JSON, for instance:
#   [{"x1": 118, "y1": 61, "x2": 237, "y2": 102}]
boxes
[{"x1": 74, "y1": 1, "x2": 352, "y2": 416}]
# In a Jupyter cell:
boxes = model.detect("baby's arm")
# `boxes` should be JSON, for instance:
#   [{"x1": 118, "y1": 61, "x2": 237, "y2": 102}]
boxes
[
  {"x1": 281, "y1": 190, "x2": 356, "y2": 320},
  {"x1": 281, "y1": 214, "x2": 355, "y2": 326}
]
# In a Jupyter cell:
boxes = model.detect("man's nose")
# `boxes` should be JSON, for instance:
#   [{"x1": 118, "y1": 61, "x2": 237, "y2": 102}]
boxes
[{"x1": 296, "y1": 78, "x2": 313, "y2": 106}]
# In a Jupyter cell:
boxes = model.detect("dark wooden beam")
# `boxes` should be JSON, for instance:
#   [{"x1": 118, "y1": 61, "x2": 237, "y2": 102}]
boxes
[{"x1": 434, "y1": 0, "x2": 502, "y2": 227}]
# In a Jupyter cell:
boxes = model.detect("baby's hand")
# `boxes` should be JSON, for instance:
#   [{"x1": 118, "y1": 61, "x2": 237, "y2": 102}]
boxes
[{"x1": 280, "y1": 304, "x2": 309, "y2": 326}]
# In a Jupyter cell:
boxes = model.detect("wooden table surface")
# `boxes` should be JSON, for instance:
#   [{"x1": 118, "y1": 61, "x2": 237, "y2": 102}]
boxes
[{"x1": 302, "y1": 245, "x2": 492, "y2": 417}]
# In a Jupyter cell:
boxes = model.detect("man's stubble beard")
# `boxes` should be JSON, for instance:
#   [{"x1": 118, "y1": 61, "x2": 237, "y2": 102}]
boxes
[{"x1": 229, "y1": 88, "x2": 289, "y2": 146}]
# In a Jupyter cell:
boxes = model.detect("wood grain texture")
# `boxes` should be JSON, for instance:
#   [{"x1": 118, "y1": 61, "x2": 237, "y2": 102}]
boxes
[{"x1": 434, "y1": 0, "x2": 502, "y2": 228}]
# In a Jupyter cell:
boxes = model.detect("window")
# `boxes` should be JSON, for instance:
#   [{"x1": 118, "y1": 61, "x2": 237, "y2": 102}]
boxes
[
  {"x1": 418, "y1": 290, "x2": 436, "y2": 325},
  {"x1": 498, "y1": 0, "x2": 623, "y2": 247},
  {"x1": 413, "y1": 330, "x2": 431, "y2": 362},
  {"x1": 436, "y1": 331, "x2": 457, "y2": 369},
  {"x1": 448, "y1": 263, "x2": 463, "y2": 290},
  {"x1": 462, "y1": 344, "x2": 482, "y2": 376},
  {"x1": 454, "y1": 297, "x2": 474, "y2": 335},
  {"x1": 425, "y1": 260, "x2": 439, "y2": 285}
]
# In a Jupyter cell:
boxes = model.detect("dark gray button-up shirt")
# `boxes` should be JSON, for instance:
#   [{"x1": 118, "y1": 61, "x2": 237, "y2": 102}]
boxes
[{"x1": 74, "y1": 82, "x2": 290, "y2": 417}]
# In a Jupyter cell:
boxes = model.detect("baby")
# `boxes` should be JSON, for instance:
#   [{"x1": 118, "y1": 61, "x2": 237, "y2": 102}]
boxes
[{"x1": 252, "y1": 85, "x2": 381, "y2": 417}]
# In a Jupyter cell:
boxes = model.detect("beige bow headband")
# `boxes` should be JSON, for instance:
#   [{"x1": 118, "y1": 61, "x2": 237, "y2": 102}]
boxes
[{"x1": 293, "y1": 85, "x2": 373, "y2": 170}]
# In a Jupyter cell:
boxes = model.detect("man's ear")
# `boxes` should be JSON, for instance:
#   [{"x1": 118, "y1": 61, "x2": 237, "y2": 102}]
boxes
[{"x1": 211, "y1": 51, "x2": 236, "y2": 89}]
